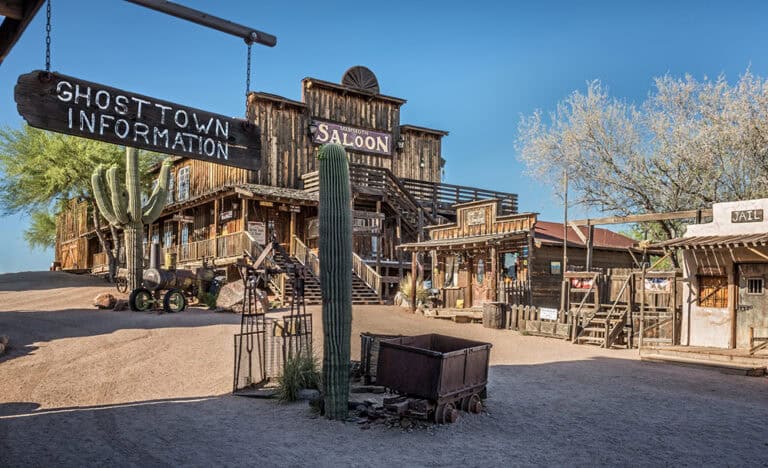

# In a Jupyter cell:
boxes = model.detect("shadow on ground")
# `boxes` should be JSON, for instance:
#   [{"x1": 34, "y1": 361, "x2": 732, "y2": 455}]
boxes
[
  {"x1": 2, "y1": 357, "x2": 767, "y2": 467},
  {"x1": 0, "y1": 271, "x2": 106, "y2": 292}
]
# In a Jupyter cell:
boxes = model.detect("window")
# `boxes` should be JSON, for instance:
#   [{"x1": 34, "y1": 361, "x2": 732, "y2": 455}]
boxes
[
  {"x1": 167, "y1": 171, "x2": 175, "y2": 204},
  {"x1": 477, "y1": 259, "x2": 485, "y2": 284},
  {"x1": 163, "y1": 220, "x2": 175, "y2": 248},
  {"x1": 698, "y1": 275, "x2": 728, "y2": 308},
  {"x1": 747, "y1": 277, "x2": 764, "y2": 295},
  {"x1": 177, "y1": 166, "x2": 190, "y2": 202}
]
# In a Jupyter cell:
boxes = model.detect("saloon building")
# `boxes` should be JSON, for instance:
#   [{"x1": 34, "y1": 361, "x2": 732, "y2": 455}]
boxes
[{"x1": 54, "y1": 67, "x2": 518, "y2": 304}]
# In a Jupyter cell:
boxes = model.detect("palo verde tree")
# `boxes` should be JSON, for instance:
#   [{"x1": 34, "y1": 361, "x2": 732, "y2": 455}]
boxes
[
  {"x1": 0, "y1": 125, "x2": 163, "y2": 277},
  {"x1": 92, "y1": 147, "x2": 171, "y2": 292},
  {"x1": 517, "y1": 69, "x2": 768, "y2": 241},
  {"x1": 318, "y1": 143, "x2": 353, "y2": 420}
]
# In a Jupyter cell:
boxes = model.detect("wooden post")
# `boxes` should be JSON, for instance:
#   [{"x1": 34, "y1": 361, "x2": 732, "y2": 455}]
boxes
[
  {"x1": 490, "y1": 246, "x2": 498, "y2": 302},
  {"x1": 585, "y1": 223, "x2": 594, "y2": 271},
  {"x1": 729, "y1": 266, "x2": 737, "y2": 349},
  {"x1": 410, "y1": 251, "x2": 418, "y2": 313},
  {"x1": 213, "y1": 197, "x2": 220, "y2": 257},
  {"x1": 289, "y1": 211, "x2": 296, "y2": 255},
  {"x1": 671, "y1": 272, "x2": 678, "y2": 345},
  {"x1": 375, "y1": 201, "x2": 382, "y2": 275},
  {"x1": 397, "y1": 215, "x2": 403, "y2": 279},
  {"x1": 639, "y1": 267, "x2": 646, "y2": 349},
  {"x1": 467, "y1": 255, "x2": 474, "y2": 308},
  {"x1": 749, "y1": 326, "x2": 754, "y2": 349}
]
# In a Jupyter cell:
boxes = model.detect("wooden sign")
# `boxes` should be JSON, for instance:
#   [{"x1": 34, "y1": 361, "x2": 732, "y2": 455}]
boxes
[
  {"x1": 172, "y1": 214, "x2": 194, "y2": 223},
  {"x1": 248, "y1": 221, "x2": 266, "y2": 245},
  {"x1": 311, "y1": 119, "x2": 392, "y2": 155},
  {"x1": 731, "y1": 209, "x2": 763, "y2": 223},
  {"x1": 466, "y1": 208, "x2": 486, "y2": 226},
  {"x1": 15, "y1": 70, "x2": 261, "y2": 170}
]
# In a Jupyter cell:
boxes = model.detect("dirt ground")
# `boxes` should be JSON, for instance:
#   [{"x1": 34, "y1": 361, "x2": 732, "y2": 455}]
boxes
[{"x1": 1, "y1": 272, "x2": 767, "y2": 466}]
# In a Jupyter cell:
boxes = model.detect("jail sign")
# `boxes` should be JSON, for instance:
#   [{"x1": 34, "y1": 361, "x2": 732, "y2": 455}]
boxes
[
  {"x1": 730, "y1": 209, "x2": 764, "y2": 224},
  {"x1": 14, "y1": 70, "x2": 261, "y2": 170}
]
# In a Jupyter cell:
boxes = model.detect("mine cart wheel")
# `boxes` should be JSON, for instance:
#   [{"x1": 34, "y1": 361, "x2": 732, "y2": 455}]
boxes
[
  {"x1": 129, "y1": 288, "x2": 153, "y2": 311},
  {"x1": 434, "y1": 402, "x2": 459, "y2": 424},
  {"x1": 163, "y1": 289, "x2": 187, "y2": 313},
  {"x1": 466, "y1": 394, "x2": 483, "y2": 414},
  {"x1": 115, "y1": 277, "x2": 128, "y2": 294}
]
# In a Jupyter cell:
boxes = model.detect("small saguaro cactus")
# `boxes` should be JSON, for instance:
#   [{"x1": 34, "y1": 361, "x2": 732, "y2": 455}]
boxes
[
  {"x1": 91, "y1": 147, "x2": 172, "y2": 292},
  {"x1": 318, "y1": 143, "x2": 353, "y2": 420}
]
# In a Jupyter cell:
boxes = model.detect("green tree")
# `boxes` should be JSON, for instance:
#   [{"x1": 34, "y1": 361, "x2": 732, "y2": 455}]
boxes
[{"x1": 0, "y1": 125, "x2": 162, "y2": 277}]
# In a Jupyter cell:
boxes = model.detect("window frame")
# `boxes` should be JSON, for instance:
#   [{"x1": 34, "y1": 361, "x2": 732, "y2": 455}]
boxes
[
  {"x1": 177, "y1": 166, "x2": 190, "y2": 202},
  {"x1": 698, "y1": 275, "x2": 729, "y2": 308},
  {"x1": 746, "y1": 277, "x2": 764, "y2": 296}
]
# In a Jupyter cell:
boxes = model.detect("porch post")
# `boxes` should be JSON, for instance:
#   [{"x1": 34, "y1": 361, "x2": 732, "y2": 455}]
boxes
[
  {"x1": 289, "y1": 210, "x2": 296, "y2": 255},
  {"x1": 490, "y1": 246, "x2": 498, "y2": 302},
  {"x1": 410, "y1": 251, "x2": 418, "y2": 313},
  {"x1": 213, "y1": 197, "x2": 220, "y2": 257}
]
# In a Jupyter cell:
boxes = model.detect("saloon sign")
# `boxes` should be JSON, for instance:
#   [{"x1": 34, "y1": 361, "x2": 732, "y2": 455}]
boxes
[
  {"x1": 311, "y1": 119, "x2": 392, "y2": 155},
  {"x1": 14, "y1": 71, "x2": 261, "y2": 170}
]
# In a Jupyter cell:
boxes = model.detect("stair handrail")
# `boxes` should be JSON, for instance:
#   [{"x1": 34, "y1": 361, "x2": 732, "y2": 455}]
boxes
[
  {"x1": 246, "y1": 232, "x2": 284, "y2": 297},
  {"x1": 602, "y1": 275, "x2": 633, "y2": 348},
  {"x1": 352, "y1": 251, "x2": 382, "y2": 298},
  {"x1": 571, "y1": 279, "x2": 598, "y2": 343},
  {"x1": 290, "y1": 236, "x2": 320, "y2": 278}
]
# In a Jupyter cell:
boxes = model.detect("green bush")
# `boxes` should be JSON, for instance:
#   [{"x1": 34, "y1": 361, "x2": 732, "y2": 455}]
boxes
[
  {"x1": 399, "y1": 273, "x2": 428, "y2": 305},
  {"x1": 277, "y1": 353, "x2": 320, "y2": 403}
]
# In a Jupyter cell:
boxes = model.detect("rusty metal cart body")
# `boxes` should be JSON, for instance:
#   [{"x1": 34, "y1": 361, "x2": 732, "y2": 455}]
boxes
[{"x1": 376, "y1": 334, "x2": 492, "y2": 423}]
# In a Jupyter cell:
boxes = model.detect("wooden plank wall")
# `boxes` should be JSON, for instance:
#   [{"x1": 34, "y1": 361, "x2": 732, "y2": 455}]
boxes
[
  {"x1": 397, "y1": 128, "x2": 442, "y2": 183},
  {"x1": 429, "y1": 201, "x2": 537, "y2": 240},
  {"x1": 181, "y1": 158, "x2": 253, "y2": 199}
]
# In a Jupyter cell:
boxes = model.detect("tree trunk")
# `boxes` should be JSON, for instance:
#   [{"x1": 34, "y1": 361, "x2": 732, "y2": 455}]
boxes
[
  {"x1": 318, "y1": 144, "x2": 352, "y2": 420},
  {"x1": 88, "y1": 198, "x2": 117, "y2": 282},
  {"x1": 125, "y1": 225, "x2": 143, "y2": 291}
]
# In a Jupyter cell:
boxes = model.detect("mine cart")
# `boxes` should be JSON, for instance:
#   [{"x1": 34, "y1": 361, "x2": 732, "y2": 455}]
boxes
[
  {"x1": 129, "y1": 259, "x2": 223, "y2": 313},
  {"x1": 376, "y1": 334, "x2": 491, "y2": 424}
]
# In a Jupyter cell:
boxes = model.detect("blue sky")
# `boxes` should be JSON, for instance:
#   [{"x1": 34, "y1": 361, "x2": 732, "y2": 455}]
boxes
[{"x1": 2, "y1": 0, "x2": 768, "y2": 272}]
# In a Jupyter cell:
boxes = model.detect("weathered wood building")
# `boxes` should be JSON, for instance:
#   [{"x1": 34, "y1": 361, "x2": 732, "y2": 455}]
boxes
[
  {"x1": 54, "y1": 67, "x2": 518, "y2": 303},
  {"x1": 399, "y1": 200, "x2": 643, "y2": 309}
]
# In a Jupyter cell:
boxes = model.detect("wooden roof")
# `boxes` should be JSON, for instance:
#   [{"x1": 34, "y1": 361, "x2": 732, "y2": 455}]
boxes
[
  {"x1": 398, "y1": 231, "x2": 528, "y2": 252},
  {"x1": 165, "y1": 183, "x2": 318, "y2": 211},
  {"x1": 652, "y1": 233, "x2": 768, "y2": 250},
  {"x1": 0, "y1": 0, "x2": 46, "y2": 66},
  {"x1": 399, "y1": 124, "x2": 449, "y2": 137},
  {"x1": 302, "y1": 77, "x2": 407, "y2": 105},
  {"x1": 534, "y1": 221, "x2": 639, "y2": 250}
]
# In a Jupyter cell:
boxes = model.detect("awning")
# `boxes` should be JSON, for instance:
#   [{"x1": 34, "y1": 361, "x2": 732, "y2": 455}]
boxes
[
  {"x1": 398, "y1": 231, "x2": 528, "y2": 252},
  {"x1": 653, "y1": 233, "x2": 768, "y2": 250}
]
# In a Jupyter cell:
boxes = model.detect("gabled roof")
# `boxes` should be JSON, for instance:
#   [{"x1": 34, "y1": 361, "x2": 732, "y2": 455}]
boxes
[{"x1": 534, "y1": 221, "x2": 638, "y2": 250}]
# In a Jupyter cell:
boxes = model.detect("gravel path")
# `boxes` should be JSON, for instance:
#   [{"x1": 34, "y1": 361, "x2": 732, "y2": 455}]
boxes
[{"x1": 1, "y1": 272, "x2": 767, "y2": 466}]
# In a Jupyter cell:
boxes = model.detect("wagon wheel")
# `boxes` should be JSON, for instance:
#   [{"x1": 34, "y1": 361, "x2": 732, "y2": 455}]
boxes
[
  {"x1": 115, "y1": 276, "x2": 128, "y2": 294},
  {"x1": 434, "y1": 402, "x2": 459, "y2": 424},
  {"x1": 466, "y1": 394, "x2": 483, "y2": 414},
  {"x1": 129, "y1": 287, "x2": 153, "y2": 311},
  {"x1": 163, "y1": 289, "x2": 187, "y2": 313}
]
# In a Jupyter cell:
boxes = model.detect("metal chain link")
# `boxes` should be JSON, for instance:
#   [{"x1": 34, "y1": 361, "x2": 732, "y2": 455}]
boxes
[
  {"x1": 45, "y1": 0, "x2": 52, "y2": 71},
  {"x1": 245, "y1": 42, "x2": 252, "y2": 115}
]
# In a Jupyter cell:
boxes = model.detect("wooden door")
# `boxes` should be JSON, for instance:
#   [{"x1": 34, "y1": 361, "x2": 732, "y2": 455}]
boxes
[{"x1": 736, "y1": 264, "x2": 768, "y2": 348}]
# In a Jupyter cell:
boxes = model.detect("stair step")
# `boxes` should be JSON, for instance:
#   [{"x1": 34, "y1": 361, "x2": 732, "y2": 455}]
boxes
[{"x1": 577, "y1": 336, "x2": 605, "y2": 343}]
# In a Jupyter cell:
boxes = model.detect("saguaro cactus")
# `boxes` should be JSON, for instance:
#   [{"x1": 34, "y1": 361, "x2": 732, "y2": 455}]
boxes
[
  {"x1": 91, "y1": 147, "x2": 171, "y2": 292},
  {"x1": 318, "y1": 143, "x2": 353, "y2": 420}
]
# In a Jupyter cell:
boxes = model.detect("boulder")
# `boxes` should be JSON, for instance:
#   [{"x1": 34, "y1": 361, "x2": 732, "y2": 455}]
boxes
[
  {"x1": 216, "y1": 281, "x2": 244, "y2": 312},
  {"x1": 0, "y1": 335, "x2": 8, "y2": 346},
  {"x1": 113, "y1": 299, "x2": 129, "y2": 311},
  {"x1": 0, "y1": 343, "x2": 5, "y2": 355},
  {"x1": 93, "y1": 293, "x2": 117, "y2": 309}
]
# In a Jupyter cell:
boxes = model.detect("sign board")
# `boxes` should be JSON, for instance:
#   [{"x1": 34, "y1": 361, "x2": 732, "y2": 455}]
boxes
[
  {"x1": 311, "y1": 119, "x2": 391, "y2": 155},
  {"x1": 570, "y1": 278, "x2": 594, "y2": 290},
  {"x1": 220, "y1": 210, "x2": 234, "y2": 222},
  {"x1": 247, "y1": 221, "x2": 266, "y2": 245},
  {"x1": 15, "y1": 71, "x2": 261, "y2": 170},
  {"x1": 466, "y1": 208, "x2": 486, "y2": 226},
  {"x1": 172, "y1": 214, "x2": 194, "y2": 223},
  {"x1": 644, "y1": 277, "x2": 671, "y2": 292},
  {"x1": 540, "y1": 307, "x2": 558, "y2": 321},
  {"x1": 731, "y1": 209, "x2": 763, "y2": 223}
]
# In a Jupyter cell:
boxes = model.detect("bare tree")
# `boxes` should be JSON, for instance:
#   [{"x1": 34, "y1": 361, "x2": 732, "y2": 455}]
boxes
[{"x1": 517, "y1": 70, "x2": 768, "y2": 240}]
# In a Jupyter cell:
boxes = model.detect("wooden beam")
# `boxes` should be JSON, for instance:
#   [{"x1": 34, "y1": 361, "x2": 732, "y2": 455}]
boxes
[
  {"x1": 570, "y1": 209, "x2": 713, "y2": 227},
  {"x1": 0, "y1": 0, "x2": 45, "y2": 65},
  {"x1": 568, "y1": 222, "x2": 587, "y2": 243},
  {"x1": 0, "y1": 1, "x2": 25, "y2": 20}
]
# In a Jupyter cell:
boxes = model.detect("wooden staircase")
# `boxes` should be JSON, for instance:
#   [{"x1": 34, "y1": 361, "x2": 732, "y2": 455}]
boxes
[{"x1": 573, "y1": 275, "x2": 632, "y2": 348}]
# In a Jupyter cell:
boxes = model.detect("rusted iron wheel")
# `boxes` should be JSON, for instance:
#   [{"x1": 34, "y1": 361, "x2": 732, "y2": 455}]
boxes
[
  {"x1": 467, "y1": 394, "x2": 483, "y2": 414},
  {"x1": 434, "y1": 402, "x2": 458, "y2": 424},
  {"x1": 163, "y1": 289, "x2": 187, "y2": 313},
  {"x1": 129, "y1": 288, "x2": 153, "y2": 312}
]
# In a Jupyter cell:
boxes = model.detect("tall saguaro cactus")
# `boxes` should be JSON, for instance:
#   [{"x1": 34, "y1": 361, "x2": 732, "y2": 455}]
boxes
[
  {"x1": 91, "y1": 147, "x2": 171, "y2": 292},
  {"x1": 318, "y1": 143, "x2": 353, "y2": 420}
]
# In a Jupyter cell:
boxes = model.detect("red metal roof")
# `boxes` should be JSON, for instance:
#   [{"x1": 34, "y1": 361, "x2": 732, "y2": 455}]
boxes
[{"x1": 534, "y1": 221, "x2": 638, "y2": 250}]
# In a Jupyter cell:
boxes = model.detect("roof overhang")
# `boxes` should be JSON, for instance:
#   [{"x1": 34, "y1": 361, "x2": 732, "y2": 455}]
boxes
[
  {"x1": 398, "y1": 231, "x2": 528, "y2": 253},
  {"x1": 0, "y1": 0, "x2": 46, "y2": 66},
  {"x1": 652, "y1": 234, "x2": 768, "y2": 250}
]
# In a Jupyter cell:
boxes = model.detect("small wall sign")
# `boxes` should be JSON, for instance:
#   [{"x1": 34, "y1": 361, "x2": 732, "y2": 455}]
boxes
[
  {"x1": 466, "y1": 208, "x2": 486, "y2": 226},
  {"x1": 731, "y1": 209, "x2": 763, "y2": 223},
  {"x1": 15, "y1": 71, "x2": 261, "y2": 170},
  {"x1": 248, "y1": 221, "x2": 266, "y2": 245},
  {"x1": 311, "y1": 119, "x2": 391, "y2": 155}
]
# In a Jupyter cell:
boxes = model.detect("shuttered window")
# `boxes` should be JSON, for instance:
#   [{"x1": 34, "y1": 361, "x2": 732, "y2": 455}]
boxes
[
  {"x1": 698, "y1": 275, "x2": 728, "y2": 308},
  {"x1": 177, "y1": 167, "x2": 190, "y2": 201}
]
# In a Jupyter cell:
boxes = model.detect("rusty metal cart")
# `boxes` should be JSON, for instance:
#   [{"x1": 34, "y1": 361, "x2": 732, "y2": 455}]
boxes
[{"x1": 376, "y1": 334, "x2": 492, "y2": 424}]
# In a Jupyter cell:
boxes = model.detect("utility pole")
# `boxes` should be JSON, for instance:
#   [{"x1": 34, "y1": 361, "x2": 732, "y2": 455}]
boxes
[{"x1": 560, "y1": 169, "x2": 569, "y2": 315}]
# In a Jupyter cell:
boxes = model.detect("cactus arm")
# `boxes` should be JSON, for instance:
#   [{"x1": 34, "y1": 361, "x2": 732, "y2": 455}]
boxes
[
  {"x1": 142, "y1": 159, "x2": 171, "y2": 224},
  {"x1": 105, "y1": 165, "x2": 130, "y2": 225},
  {"x1": 91, "y1": 165, "x2": 120, "y2": 226}
]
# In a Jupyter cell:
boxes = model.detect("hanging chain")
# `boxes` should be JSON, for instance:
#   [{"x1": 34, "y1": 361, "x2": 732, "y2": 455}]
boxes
[
  {"x1": 44, "y1": 0, "x2": 52, "y2": 72},
  {"x1": 245, "y1": 42, "x2": 252, "y2": 115}
]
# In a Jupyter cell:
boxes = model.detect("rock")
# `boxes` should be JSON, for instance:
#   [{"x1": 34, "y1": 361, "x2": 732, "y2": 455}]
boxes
[
  {"x1": 0, "y1": 343, "x2": 5, "y2": 355},
  {"x1": 215, "y1": 281, "x2": 244, "y2": 311},
  {"x1": 113, "y1": 299, "x2": 128, "y2": 311},
  {"x1": 297, "y1": 389, "x2": 321, "y2": 401},
  {"x1": 93, "y1": 293, "x2": 116, "y2": 309},
  {"x1": 400, "y1": 418, "x2": 413, "y2": 429},
  {"x1": 0, "y1": 335, "x2": 8, "y2": 346}
]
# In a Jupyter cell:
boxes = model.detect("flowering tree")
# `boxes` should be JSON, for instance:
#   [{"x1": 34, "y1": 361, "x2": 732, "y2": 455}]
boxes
[{"x1": 517, "y1": 69, "x2": 768, "y2": 240}]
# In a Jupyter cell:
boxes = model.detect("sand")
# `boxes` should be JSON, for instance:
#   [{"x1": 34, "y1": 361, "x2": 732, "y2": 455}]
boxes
[{"x1": 1, "y1": 271, "x2": 767, "y2": 466}]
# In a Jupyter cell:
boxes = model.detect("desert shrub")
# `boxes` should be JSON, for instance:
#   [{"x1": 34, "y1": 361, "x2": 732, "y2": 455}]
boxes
[
  {"x1": 398, "y1": 273, "x2": 428, "y2": 305},
  {"x1": 277, "y1": 353, "x2": 320, "y2": 403}
]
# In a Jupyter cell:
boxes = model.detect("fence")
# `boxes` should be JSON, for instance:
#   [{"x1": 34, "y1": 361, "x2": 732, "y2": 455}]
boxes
[
  {"x1": 505, "y1": 304, "x2": 572, "y2": 339},
  {"x1": 504, "y1": 280, "x2": 532, "y2": 306}
]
